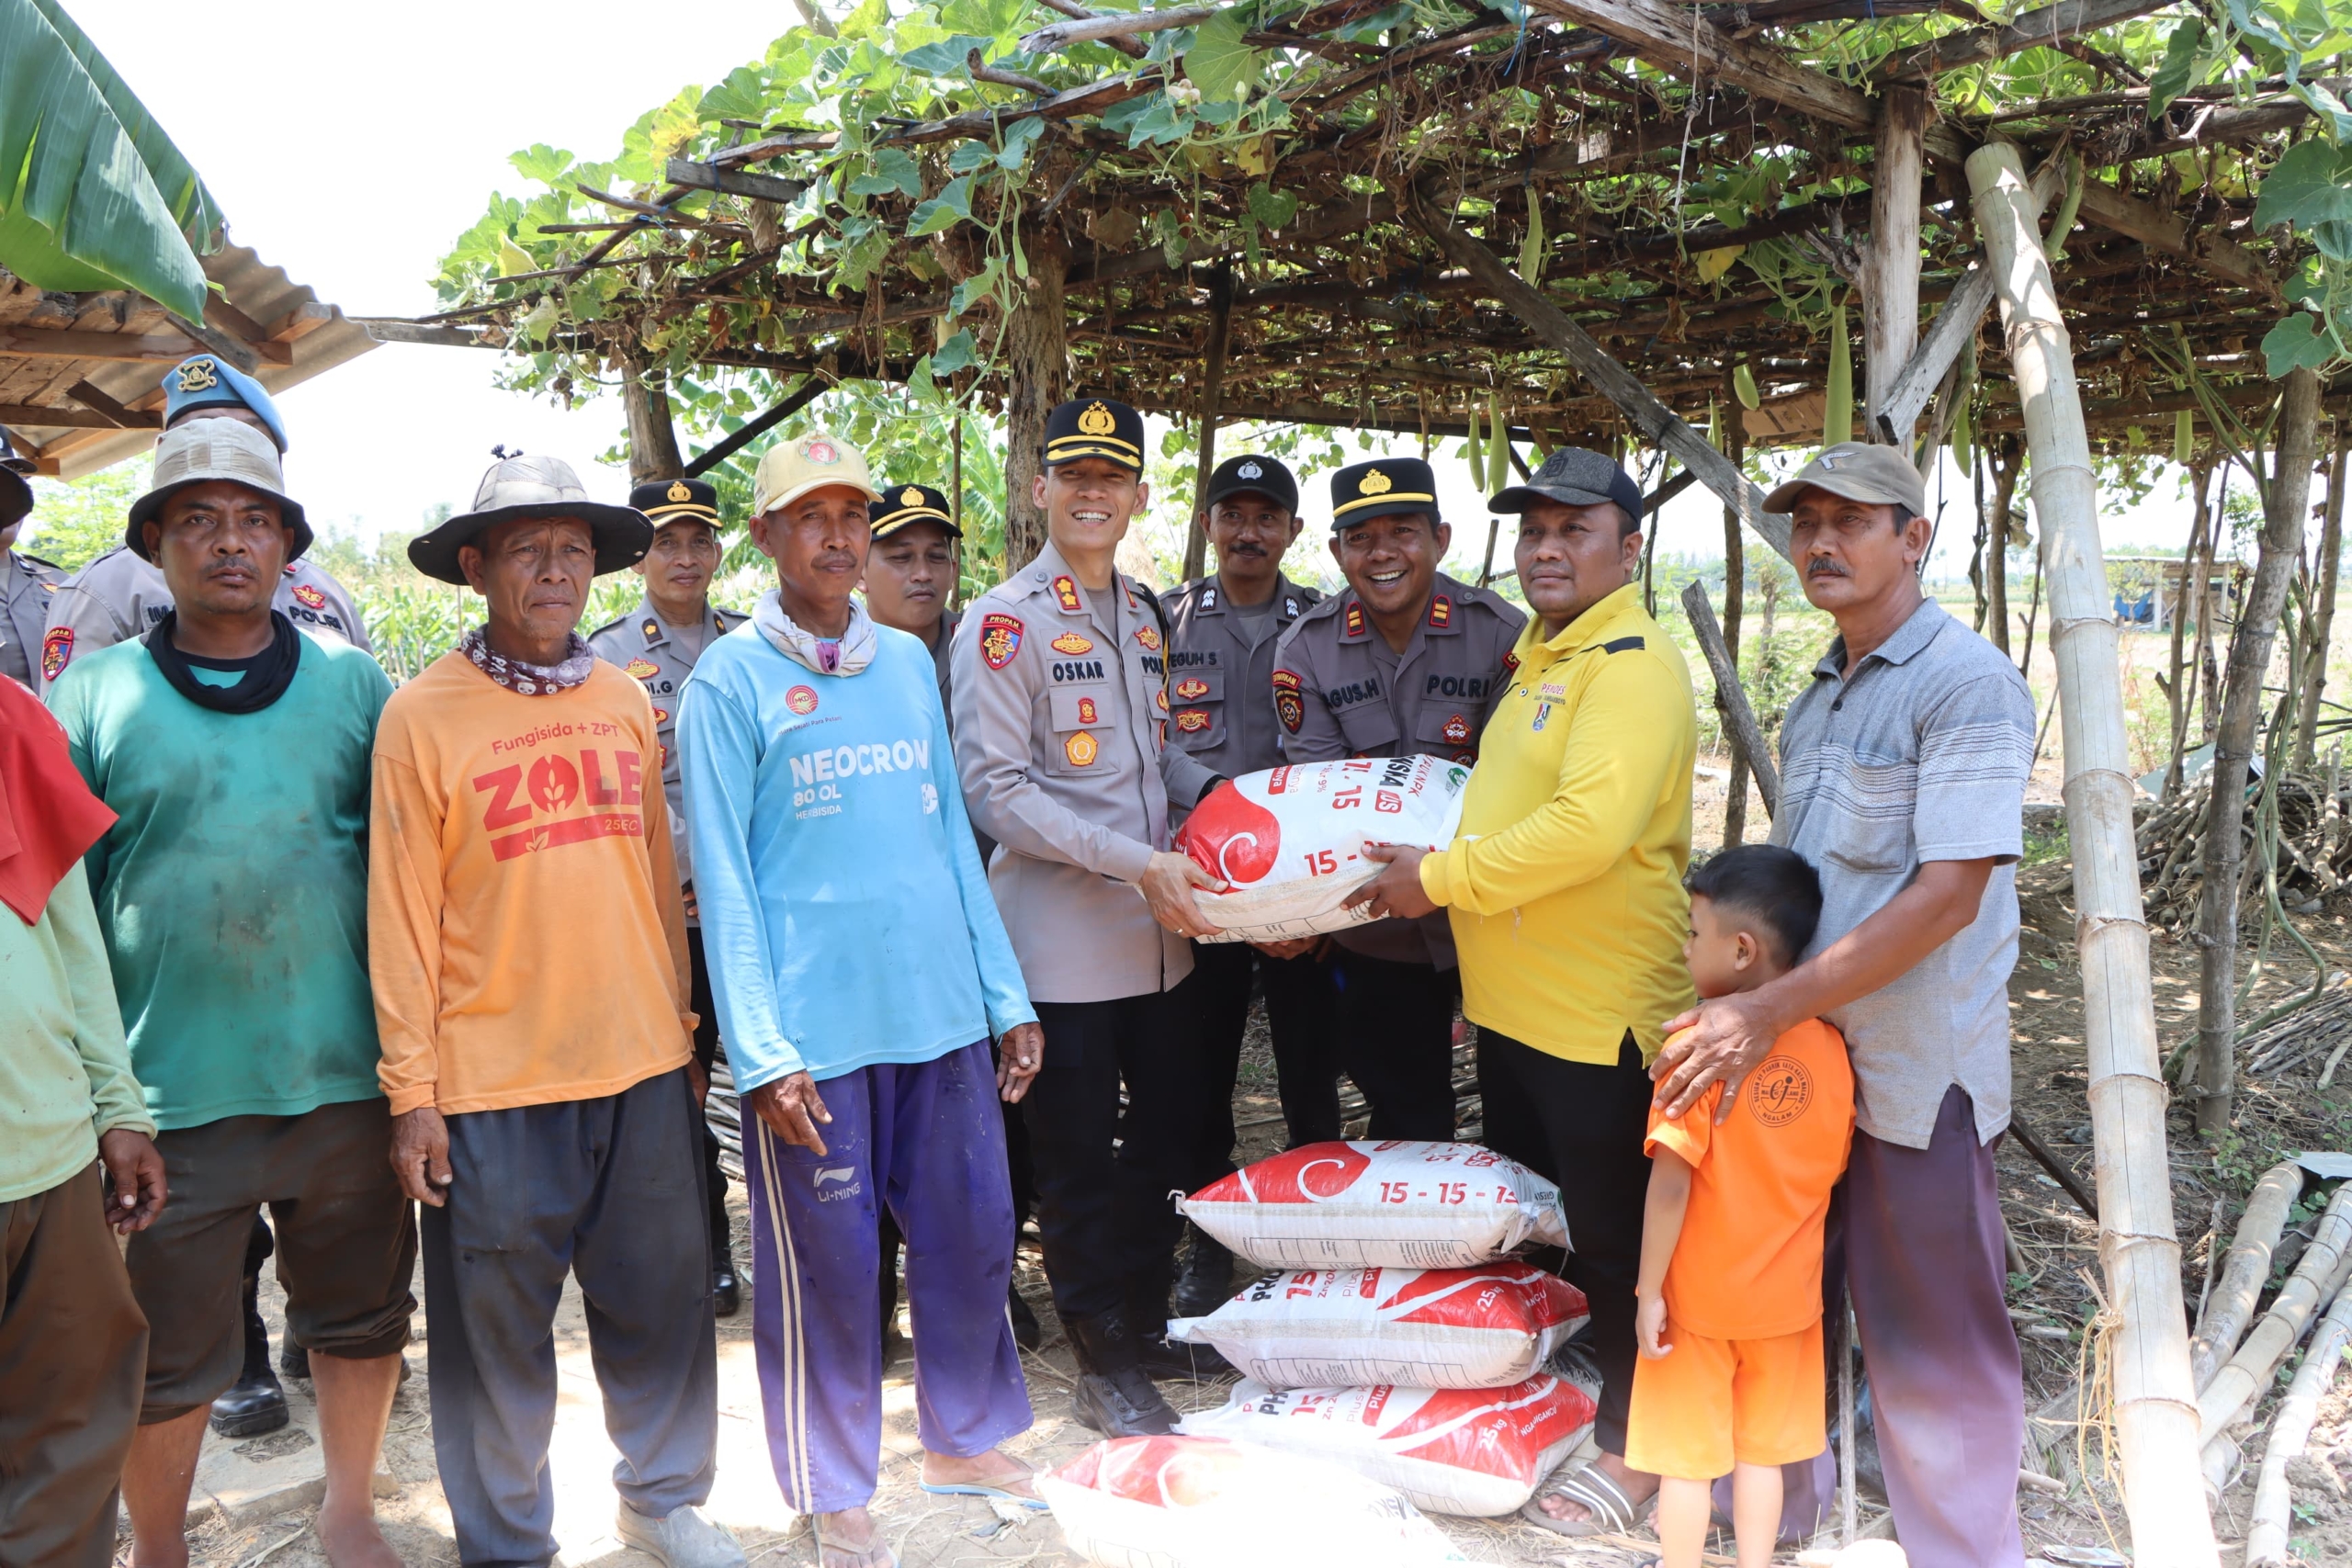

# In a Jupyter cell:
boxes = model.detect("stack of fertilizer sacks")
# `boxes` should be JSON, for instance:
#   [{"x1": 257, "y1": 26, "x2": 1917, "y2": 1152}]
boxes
[{"x1": 1040, "y1": 1140, "x2": 1598, "y2": 1567}]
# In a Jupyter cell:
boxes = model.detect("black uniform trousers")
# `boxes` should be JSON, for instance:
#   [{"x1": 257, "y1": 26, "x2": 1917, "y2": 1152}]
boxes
[
  {"x1": 1329, "y1": 948, "x2": 1462, "y2": 1142},
  {"x1": 1188, "y1": 940, "x2": 1342, "y2": 1181},
  {"x1": 684, "y1": 927, "x2": 733, "y2": 1258},
  {"x1": 1474, "y1": 1027, "x2": 1654, "y2": 1456},
  {"x1": 1023, "y1": 976, "x2": 1214, "y2": 1323}
]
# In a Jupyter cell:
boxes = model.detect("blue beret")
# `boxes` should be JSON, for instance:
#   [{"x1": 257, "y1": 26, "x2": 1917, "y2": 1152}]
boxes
[{"x1": 160, "y1": 355, "x2": 287, "y2": 453}]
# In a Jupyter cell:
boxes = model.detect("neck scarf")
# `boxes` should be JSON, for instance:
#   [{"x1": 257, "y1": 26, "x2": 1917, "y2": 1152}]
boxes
[
  {"x1": 753, "y1": 590, "x2": 876, "y2": 677},
  {"x1": 0, "y1": 675, "x2": 116, "y2": 925},
  {"x1": 145, "y1": 609, "x2": 301, "y2": 715},
  {"x1": 460, "y1": 626, "x2": 596, "y2": 696}
]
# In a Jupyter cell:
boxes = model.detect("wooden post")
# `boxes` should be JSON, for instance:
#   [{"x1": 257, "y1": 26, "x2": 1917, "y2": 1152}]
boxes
[
  {"x1": 950, "y1": 413, "x2": 966, "y2": 612},
  {"x1": 1679, "y1": 581, "x2": 1780, "y2": 817},
  {"x1": 1985, "y1": 435, "x2": 2019, "y2": 656},
  {"x1": 2196, "y1": 367, "x2": 2321, "y2": 1134},
  {"x1": 1002, "y1": 223, "x2": 1070, "y2": 574},
  {"x1": 622, "y1": 349, "x2": 687, "y2": 484},
  {"x1": 1862, "y1": 85, "x2": 1928, "y2": 445},
  {"x1": 2297, "y1": 431, "x2": 2348, "y2": 770},
  {"x1": 1970, "y1": 141, "x2": 2218, "y2": 1568},
  {"x1": 1721, "y1": 359, "x2": 1750, "y2": 847},
  {"x1": 1182, "y1": 266, "x2": 1235, "y2": 583}
]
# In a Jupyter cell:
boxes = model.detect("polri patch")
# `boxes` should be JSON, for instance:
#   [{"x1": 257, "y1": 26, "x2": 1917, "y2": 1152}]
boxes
[
  {"x1": 1134, "y1": 625, "x2": 1161, "y2": 652},
  {"x1": 1077, "y1": 696, "x2": 1099, "y2": 725},
  {"x1": 981, "y1": 613, "x2": 1024, "y2": 670},
  {"x1": 1064, "y1": 730, "x2": 1100, "y2": 767},
  {"x1": 40, "y1": 626, "x2": 73, "y2": 682},
  {"x1": 625, "y1": 658, "x2": 660, "y2": 680},
  {"x1": 1174, "y1": 676, "x2": 1211, "y2": 701},
  {"x1": 1442, "y1": 714, "x2": 1471, "y2": 745},
  {"x1": 1175, "y1": 709, "x2": 1211, "y2": 733},
  {"x1": 1272, "y1": 668, "x2": 1305, "y2": 734},
  {"x1": 291, "y1": 583, "x2": 326, "y2": 610},
  {"x1": 1050, "y1": 632, "x2": 1095, "y2": 655}
]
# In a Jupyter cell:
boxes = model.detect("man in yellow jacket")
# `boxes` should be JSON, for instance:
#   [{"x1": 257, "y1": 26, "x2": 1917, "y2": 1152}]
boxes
[{"x1": 1355, "y1": 446, "x2": 1696, "y2": 1538}]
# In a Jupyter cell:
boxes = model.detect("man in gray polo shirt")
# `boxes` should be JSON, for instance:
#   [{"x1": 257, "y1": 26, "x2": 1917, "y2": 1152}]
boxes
[{"x1": 1653, "y1": 442, "x2": 2035, "y2": 1568}]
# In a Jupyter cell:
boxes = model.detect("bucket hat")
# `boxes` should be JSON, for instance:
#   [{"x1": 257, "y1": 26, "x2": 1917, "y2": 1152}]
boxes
[
  {"x1": 125, "y1": 417, "x2": 311, "y2": 562},
  {"x1": 408, "y1": 451, "x2": 652, "y2": 586}
]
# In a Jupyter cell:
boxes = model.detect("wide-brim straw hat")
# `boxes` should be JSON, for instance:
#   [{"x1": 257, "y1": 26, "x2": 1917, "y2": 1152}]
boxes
[
  {"x1": 125, "y1": 417, "x2": 311, "y2": 562},
  {"x1": 409, "y1": 452, "x2": 653, "y2": 586}
]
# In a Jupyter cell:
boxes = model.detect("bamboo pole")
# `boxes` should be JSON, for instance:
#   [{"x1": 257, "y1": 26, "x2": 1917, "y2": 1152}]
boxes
[
  {"x1": 1181, "y1": 265, "x2": 1235, "y2": 583},
  {"x1": 2245, "y1": 1280, "x2": 2352, "y2": 1567},
  {"x1": 2197, "y1": 1182, "x2": 2352, "y2": 1446},
  {"x1": 1969, "y1": 141, "x2": 2217, "y2": 1568},
  {"x1": 2192, "y1": 1160, "x2": 2309, "y2": 1391},
  {"x1": 2296, "y1": 432, "x2": 2348, "y2": 770},
  {"x1": 1722, "y1": 359, "x2": 1750, "y2": 848}
]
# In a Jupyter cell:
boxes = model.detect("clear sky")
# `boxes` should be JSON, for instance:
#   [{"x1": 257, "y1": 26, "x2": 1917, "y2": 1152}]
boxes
[{"x1": 61, "y1": 0, "x2": 2206, "y2": 580}]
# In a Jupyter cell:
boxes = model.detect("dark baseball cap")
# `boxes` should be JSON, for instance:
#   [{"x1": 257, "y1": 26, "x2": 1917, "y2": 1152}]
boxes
[
  {"x1": 1489, "y1": 446, "x2": 1645, "y2": 523},
  {"x1": 1203, "y1": 454, "x2": 1299, "y2": 515}
]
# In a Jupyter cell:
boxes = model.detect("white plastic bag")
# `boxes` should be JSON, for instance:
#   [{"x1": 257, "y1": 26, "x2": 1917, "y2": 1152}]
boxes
[
  {"x1": 1178, "y1": 1375, "x2": 1598, "y2": 1517},
  {"x1": 1180, "y1": 1141, "x2": 1570, "y2": 1270},
  {"x1": 1040, "y1": 1434, "x2": 1469, "y2": 1568},
  {"x1": 1167, "y1": 1262, "x2": 1589, "y2": 1390},
  {"x1": 1175, "y1": 756, "x2": 1470, "y2": 942}
]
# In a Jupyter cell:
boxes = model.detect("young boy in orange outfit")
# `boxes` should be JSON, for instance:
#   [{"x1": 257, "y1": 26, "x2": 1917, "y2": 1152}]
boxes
[{"x1": 1627, "y1": 844, "x2": 1854, "y2": 1568}]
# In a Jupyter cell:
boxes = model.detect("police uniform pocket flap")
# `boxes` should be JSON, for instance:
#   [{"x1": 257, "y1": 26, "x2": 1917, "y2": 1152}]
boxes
[
  {"x1": 1167, "y1": 669, "x2": 1224, "y2": 705},
  {"x1": 1333, "y1": 700, "x2": 1401, "y2": 753},
  {"x1": 1048, "y1": 686, "x2": 1114, "y2": 730}
]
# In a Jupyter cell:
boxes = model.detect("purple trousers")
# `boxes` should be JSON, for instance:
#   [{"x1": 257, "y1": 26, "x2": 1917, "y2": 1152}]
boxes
[
  {"x1": 744, "y1": 1042, "x2": 1031, "y2": 1513},
  {"x1": 1761, "y1": 1086, "x2": 2027, "y2": 1567}
]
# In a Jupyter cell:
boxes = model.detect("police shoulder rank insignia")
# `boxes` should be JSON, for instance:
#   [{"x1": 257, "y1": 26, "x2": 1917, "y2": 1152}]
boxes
[
  {"x1": 981, "y1": 613, "x2": 1023, "y2": 670},
  {"x1": 1343, "y1": 602, "x2": 1366, "y2": 638},
  {"x1": 1501, "y1": 649, "x2": 1521, "y2": 671},
  {"x1": 1174, "y1": 676, "x2": 1210, "y2": 701},
  {"x1": 1053, "y1": 575, "x2": 1082, "y2": 613},
  {"x1": 1076, "y1": 695, "x2": 1099, "y2": 725},
  {"x1": 641, "y1": 617, "x2": 660, "y2": 641},
  {"x1": 1283, "y1": 596, "x2": 1299, "y2": 617},
  {"x1": 291, "y1": 583, "x2": 326, "y2": 610},
  {"x1": 40, "y1": 626, "x2": 73, "y2": 682},
  {"x1": 1428, "y1": 595, "x2": 1452, "y2": 629},
  {"x1": 1135, "y1": 625, "x2": 1161, "y2": 652},
  {"x1": 1050, "y1": 632, "x2": 1094, "y2": 655},
  {"x1": 1064, "y1": 730, "x2": 1100, "y2": 767},
  {"x1": 1176, "y1": 709, "x2": 1211, "y2": 732},
  {"x1": 1442, "y1": 713, "x2": 1471, "y2": 745},
  {"x1": 1272, "y1": 668, "x2": 1305, "y2": 733},
  {"x1": 624, "y1": 658, "x2": 660, "y2": 680},
  {"x1": 175, "y1": 358, "x2": 220, "y2": 393}
]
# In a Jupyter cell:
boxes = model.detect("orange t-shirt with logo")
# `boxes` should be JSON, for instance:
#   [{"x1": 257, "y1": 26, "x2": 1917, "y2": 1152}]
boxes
[
  {"x1": 1647, "y1": 1017, "x2": 1855, "y2": 1340},
  {"x1": 368, "y1": 652, "x2": 694, "y2": 1117}
]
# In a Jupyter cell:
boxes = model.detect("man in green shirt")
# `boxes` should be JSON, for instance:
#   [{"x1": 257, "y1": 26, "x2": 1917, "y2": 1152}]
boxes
[
  {"x1": 0, "y1": 672, "x2": 164, "y2": 1568},
  {"x1": 51, "y1": 418, "x2": 413, "y2": 1568}
]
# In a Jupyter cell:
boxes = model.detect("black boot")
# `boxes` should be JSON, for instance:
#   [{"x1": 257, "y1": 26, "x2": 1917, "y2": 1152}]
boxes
[
  {"x1": 1065, "y1": 1310, "x2": 1179, "y2": 1437},
  {"x1": 210, "y1": 1269, "x2": 288, "y2": 1438},
  {"x1": 1170, "y1": 1225, "x2": 1235, "y2": 1320},
  {"x1": 712, "y1": 1253, "x2": 741, "y2": 1318},
  {"x1": 1008, "y1": 1284, "x2": 1042, "y2": 1352},
  {"x1": 1128, "y1": 1272, "x2": 1233, "y2": 1382}
]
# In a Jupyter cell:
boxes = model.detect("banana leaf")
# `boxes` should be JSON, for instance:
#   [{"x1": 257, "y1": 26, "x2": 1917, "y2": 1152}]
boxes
[{"x1": 0, "y1": 0, "x2": 220, "y2": 321}]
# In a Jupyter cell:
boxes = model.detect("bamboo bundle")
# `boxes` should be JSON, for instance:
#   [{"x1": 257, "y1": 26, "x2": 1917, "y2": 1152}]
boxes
[
  {"x1": 2191, "y1": 1161, "x2": 2307, "y2": 1390},
  {"x1": 1970, "y1": 142, "x2": 2216, "y2": 1565},
  {"x1": 2197, "y1": 1182, "x2": 2352, "y2": 1446},
  {"x1": 2245, "y1": 979, "x2": 2352, "y2": 1077},
  {"x1": 2132, "y1": 773, "x2": 2351, "y2": 931},
  {"x1": 2245, "y1": 1280, "x2": 2352, "y2": 1567}
]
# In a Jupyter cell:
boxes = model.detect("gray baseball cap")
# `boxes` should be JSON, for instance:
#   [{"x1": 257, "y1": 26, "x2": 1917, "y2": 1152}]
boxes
[
  {"x1": 1489, "y1": 446, "x2": 1645, "y2": 522},
  {"x1": 1764, "y1": 442, "x2": 1928, "y2": 520},
  {"x1": 126, "y1": 416, "x2": 311, "y2": 563}
]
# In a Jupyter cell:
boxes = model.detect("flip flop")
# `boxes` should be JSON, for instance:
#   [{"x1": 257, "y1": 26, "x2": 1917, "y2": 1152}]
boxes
[
  {"x1": 813, "y1": 1517, "x2": 898, "y2": 1568},
  {"x1": 1519, "y1": 1463, "x2": 1646, "y2": 1538},
  {"x1": 919, "y1": 1478, "x2": 1051, "y2": 1511}
]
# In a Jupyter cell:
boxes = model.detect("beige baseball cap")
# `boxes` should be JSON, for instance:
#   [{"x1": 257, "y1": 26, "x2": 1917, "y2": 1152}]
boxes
[
  {"x1": 1763, "y1": 441, "x2": 1928, "y2": 521},
  {"x1": 752, "y1": 433, "x2": 881, "y2": 517}
]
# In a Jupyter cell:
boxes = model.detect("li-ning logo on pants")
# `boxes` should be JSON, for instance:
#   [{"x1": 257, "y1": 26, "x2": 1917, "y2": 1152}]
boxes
[{"x1": 813, "y1": 1166, "x2": 863, "y2": 1202}]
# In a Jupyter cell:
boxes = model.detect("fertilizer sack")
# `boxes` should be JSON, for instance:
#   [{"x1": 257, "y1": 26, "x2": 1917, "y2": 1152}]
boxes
[
  {"x1": 1039, "y1": 1434, "x2": 1468, "y2": 1568},
  {"x1": 1178, "y1": 1375, "x2": 1597, "y2": 1517},
  {"x1": 1174, "y1": 756, "x2": 1471, "y2": 942},
  {"x1": 1179, "y1": 1141, "x2": 1570, "y2": 1270},
  {"x1": 1167, "y1": 1262, "x2": 1589, "y2": 1390}
]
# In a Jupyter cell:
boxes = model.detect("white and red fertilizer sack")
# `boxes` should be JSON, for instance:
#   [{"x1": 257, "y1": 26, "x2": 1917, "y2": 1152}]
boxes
[
  {"x1": 1179, "y1": 1141, "x2": 1569, "y2": 1270},
  {"x1": 1178, "y1": 1374, "x2": 1598, "y2": 1517},
  {"x1": 1167, "y1": 1262, "x2": 1589, "y2": 1390},
  {"x1": 1174, "y1": 756, "x2": 1471, "y2": 942},
  {"x1": 1039, "y1": 1434, "x2": 1468, "y2": 1568}
]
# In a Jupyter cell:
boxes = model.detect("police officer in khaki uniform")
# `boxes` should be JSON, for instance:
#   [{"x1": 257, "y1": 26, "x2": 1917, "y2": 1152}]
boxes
[
  {"x1": 1273, "y1": 456, "x2": 1525, "y2": 1141},
  {"x1": 952, "y1": 397, "x2": 1229, "y2": 1438},
  {"x1": 39, "y1": 355, "x2": 368, "y2": 695},
  {"x1": 0, "y1": 431, "x2": 64, "y2": 687},
  {"x1": 587, "y1": 474, "x2": 744, "y2": 1316},
  {"x1": 1160, "y1": 453, "x2": 1338, "y2": 1315}
]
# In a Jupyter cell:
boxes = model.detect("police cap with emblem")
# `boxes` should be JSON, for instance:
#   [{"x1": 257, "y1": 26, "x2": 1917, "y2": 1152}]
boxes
[
  {"x1": 127, "y1": 417, "x2": 312, "y2": 563},
  {"x1": 161, "y1": 355, "x2": 288, "y2": 453},
  {"x1": 629, "y1": 475, "x2": 722, "y2": 530},
  {"x1": 1203, "y1": 453, "x2": 1298, "y2": 516},
  {"x1": 1043, "y1": 397, "x2": 1145, "y2": 475},
  {"x1": 409, "y1": 448, "x2": 652, "y2": 586},
  {"x1": 1329, "y1": 457, "x2": 1439, "y2": 531},
  {"x1": 1489, "y1": 446, "x2": 1644, "y2": 526},
  {"x1": 0, "y1": 426, "x2": 31, "y2": 528},
  {"x1": 870, "y1": 482, "x2": 961, "y2": 540}
]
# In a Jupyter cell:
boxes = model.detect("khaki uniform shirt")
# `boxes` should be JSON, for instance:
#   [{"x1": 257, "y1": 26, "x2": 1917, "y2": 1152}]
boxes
[
  {"x1": 1, "y1": 547, "x2": 65, "y2": 687},
  {"x1": 39, "y1": 546, "x2": 369, "y2": 696},
  {"x1": 1163, "y1": 571, "x2": 1319, "y2": 781},
  {"x1": 1273, "y1": 572, "x2": 1526, "y2": 967},
  {"x1": 953, "y1": 540, "x2": 1219, "y2": 1004},
  {"x1": 587, "y1": 595, "x2": 745, "y2": 908}
]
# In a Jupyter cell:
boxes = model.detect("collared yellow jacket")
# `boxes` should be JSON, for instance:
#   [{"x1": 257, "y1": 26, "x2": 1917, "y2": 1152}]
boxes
[{"x1": 1419, "y1": 582, "x2": 1698, "y2": 1065}]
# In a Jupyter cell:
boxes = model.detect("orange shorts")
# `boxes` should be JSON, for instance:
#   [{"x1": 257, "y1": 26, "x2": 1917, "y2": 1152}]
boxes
[{"x1": 1623, "y1": 1317, "x2": 1826, "y2": 1482}]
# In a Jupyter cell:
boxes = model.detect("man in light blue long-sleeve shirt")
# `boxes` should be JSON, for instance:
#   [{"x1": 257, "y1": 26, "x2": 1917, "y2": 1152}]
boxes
[{"x1": 678, "y1": 434, "x2": 1045, "y2": 1568}]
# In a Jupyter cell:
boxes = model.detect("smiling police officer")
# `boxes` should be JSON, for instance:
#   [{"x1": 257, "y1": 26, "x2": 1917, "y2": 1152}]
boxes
[{"x1": 1272, "y1": 456, "x2": 1523, "y2": 1141}]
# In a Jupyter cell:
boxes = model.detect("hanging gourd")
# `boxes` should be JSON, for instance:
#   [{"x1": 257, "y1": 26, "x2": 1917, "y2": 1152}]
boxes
[
  {"x1": 1519, "y1": 187, "x2": 1545, "y2": 284},
  {"x1": 1487, "y1": 394, "x2": 1510, "y2": 492},
  {"x1": 1732, "y1": 362, "x2": 1759, "y2": 412},
  {"x1": 1464, "y1": 400, "x2": 1483, "y2": 485},
  {"x1": 2176, "y1": 407, "x2": 2196, "y2": 466},
  {"x1": 1824, "y1": 296, "x2": 1854, "y2": 446},
  {"x1": 1951, "y1": 395, "x2": 1973, "y2": 476}
]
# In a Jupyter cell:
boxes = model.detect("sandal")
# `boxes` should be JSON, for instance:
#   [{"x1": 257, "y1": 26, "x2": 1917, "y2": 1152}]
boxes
[
  {"x1": 920, "y1": 1474, "x2": 1049, "y2": 1511},
  {"x1": 1520, "y1": 1463, "x2": 1646, "y2": 1538},
  {"x1": 813, "y1": 1514, "x2": 897, "y2": 1568}
]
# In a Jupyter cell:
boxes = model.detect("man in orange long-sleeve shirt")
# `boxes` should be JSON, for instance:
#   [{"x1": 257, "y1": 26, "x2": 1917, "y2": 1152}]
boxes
[{"x1": 368, "y1": 454, "x2": 743, "y2": 1568}]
